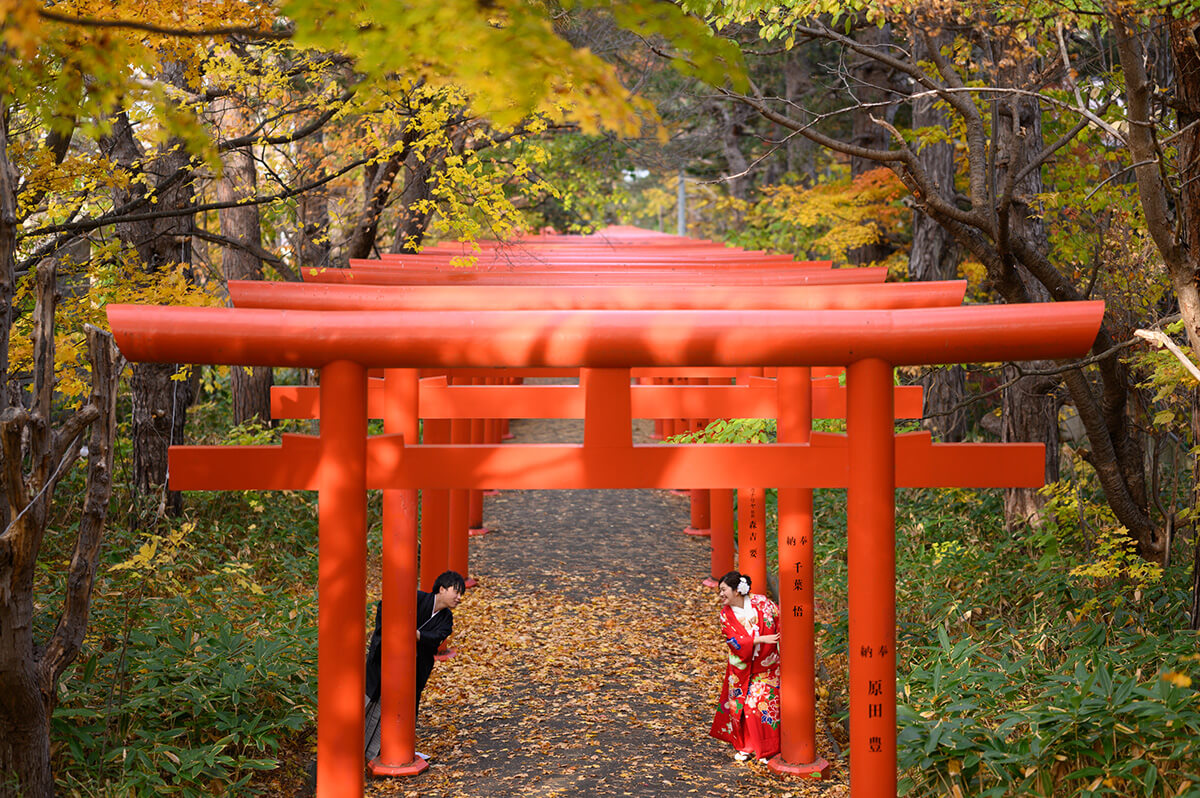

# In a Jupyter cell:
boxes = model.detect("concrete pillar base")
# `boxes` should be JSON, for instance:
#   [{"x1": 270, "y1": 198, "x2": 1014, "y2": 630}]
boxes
[
  {"x1": 368, "y1": 755, "x2": 429, "y2": 777},
  {"x1": 767, "y1": 755, "x2": 831, "y2": 779}
]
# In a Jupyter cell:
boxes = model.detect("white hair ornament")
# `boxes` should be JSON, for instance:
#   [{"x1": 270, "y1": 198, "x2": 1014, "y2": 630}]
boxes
[{"x1": 736, "y1": 577, "x2": 750, "y2": 595}]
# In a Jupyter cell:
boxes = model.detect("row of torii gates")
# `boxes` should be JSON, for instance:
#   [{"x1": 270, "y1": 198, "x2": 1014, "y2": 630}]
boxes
[{"x1": 106, "y1": 226, "x2": 1103, "y2": 797}]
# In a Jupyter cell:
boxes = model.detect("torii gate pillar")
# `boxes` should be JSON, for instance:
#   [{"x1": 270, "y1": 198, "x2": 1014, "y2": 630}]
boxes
[
  {"x1": 771, "y1": 366, "x2": 829, "y2": 778},
  {"x1": 316, "y1": 361, "x2": 369, "y2": 795},
  {"x1": 371, "y1": 368, "x2": 427, "y2": 776},
  {"x1": 847, "y1": 358, "x2": 897, "y2": 793}
]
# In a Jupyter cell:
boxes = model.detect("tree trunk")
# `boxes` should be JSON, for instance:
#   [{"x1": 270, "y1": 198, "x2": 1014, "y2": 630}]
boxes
[
  {"x1": 389, "y1": 147, "x2": 440, "y2": 255},
  {"x1": 1001, "y1": 369, "x2": 1059, "y2": 529},
  {"x1": 783, "y1": 50, "x2": 816, "y2": 184},
  {"x1": 215, "y1": 97, "x2": 272, "y2": 425},
  {"x1": 0, "y1": 669, "x2": 51, "y2": 798},
  {"x1": 105, "y1": 103, "x2": 196, "y2": 515},
  {"x1": 718, "y1": 102, "x2": 752, "y2": 200},
  {"x1": 297, "y1": 129, "x2": 331, "y2": 269},
  {"x1": 0, "y1": 264, "x2": 121, "y2": 798},
  {"x1": 1164, "y1": 17, "x2": 1200, "y2": 357},
  {"x1": 0, "y1": 111, "x2": 54, "y2": 798},
  {"x1": 847, "y1": 23, "x2": 895, "y2": 265},
  {"x1": 920, "y1": 367, "x2": 967, "y2": 442},
  {"x1": 345, "y1": 134, "x2": 415, "y2": 261},
  {"x1": 1192, "y1": 387, "x2": 1200, "y2": 630},
  {"x1": 908, "y1": 30, "x2": 965, "y2": 442},
  {"x1": 991, "y1": 57, "x2": 1064, "y2": 529},
  {"x1": 0, "y1": 104, "x2": 17, "y2": 532},
  {"x1": 1168, "y1": 16, "x2": 1200, "y2": 597},
  {"x1": 848, "y1": 24, "x2": 893, "y2": 178}
]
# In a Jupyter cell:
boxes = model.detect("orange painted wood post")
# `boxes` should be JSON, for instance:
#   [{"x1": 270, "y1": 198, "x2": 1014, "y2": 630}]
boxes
[
  {"x1": 448, "y1": 408, "x2": 472, "y2": 586},
  {"x1": 468, "y1": 379, "x2": 489, "y2": 534},
  {"x1": 652, "y1": 376, "x2": 665, "y2": 439},
  {"x1": 770, "y1": 367, "x2": 830, "y2": 778},
  {"x1": 316, "y1": 360, "x2": 368, "y2": 798},
  {"x1": 684, "y1": 378, "x2": 711, "y2": 536},
  {"x1": 418, "y1": 419, "x2": 450, "y2": 592},
  {"x1": 736, "y1": 486, "x2": 767, "y2": 591},
  {"x1": 677, "y1": 375, "x2": 690, "y2": 444},
  {"x1": 370, "y1": 368, "x2": 428, "y2": 776},
  {"x1": 483, "y1": 377, "x2": 500, "y2": 495},
  {"x1": 684, "y1": 488, "x2": 712, "y2": 536},
  {"x1": 501, "y1": 375, "x2": 518, "y2": 440},
  {"x1": 704, "y1": 488, "x2": 735, "y2": 588},
  {"x1": 734, "y1": 368, "x2": 767, "y2": 589},
  {"x1": 667, "y1": 378, "x2": 691, "y2": 496},
  {"x1": 847, "y1": 358, "x2": 896, "y2": 797}
]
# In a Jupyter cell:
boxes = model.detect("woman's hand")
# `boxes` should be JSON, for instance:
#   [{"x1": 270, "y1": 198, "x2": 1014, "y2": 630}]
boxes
[
  {"x1": 755, "y1": 633, "x2": 780, "y2": 645},
  {"x1": 416, "y1": 630, "x2": 422, "y2": 641}
]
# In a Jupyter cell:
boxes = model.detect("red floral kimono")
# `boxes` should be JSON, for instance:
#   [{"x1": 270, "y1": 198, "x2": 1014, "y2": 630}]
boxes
[{"x1": 709, "y1": 593, "x2": 781, "y2": 759}]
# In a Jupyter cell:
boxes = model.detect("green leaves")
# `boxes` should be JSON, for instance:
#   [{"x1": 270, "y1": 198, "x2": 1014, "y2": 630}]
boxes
[
  {"x1": 283, "y1": 0, "x2": 747, "y2": 134},
  {"x1": 53, "y1": 586, "x2": 317, "y2": 796}
]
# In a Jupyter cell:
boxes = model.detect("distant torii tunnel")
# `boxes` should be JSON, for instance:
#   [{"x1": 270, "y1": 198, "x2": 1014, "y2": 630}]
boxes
[{"x1": 106, "y1": 300, "x2": 1104, "y2": 798}]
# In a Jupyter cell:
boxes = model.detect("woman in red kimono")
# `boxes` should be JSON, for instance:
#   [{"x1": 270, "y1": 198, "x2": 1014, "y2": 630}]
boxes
[{"x1": 709, "y1": 570, "x2": 782, "y2": 762}]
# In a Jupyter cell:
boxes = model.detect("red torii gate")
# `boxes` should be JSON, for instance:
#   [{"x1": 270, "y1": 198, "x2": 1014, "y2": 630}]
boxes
[
  {"x1": 229, "y1": 277, "x2": 961, "y2": 583},
  {"x1": 106, "y1": 301, "x2": 1103, "y2": 798},
  {"x1": 231, "y1": 276, "x2": 961, "y2": 593},
  {"x1": 281, "y1": 255, "x2": 930, "y2": 594}
]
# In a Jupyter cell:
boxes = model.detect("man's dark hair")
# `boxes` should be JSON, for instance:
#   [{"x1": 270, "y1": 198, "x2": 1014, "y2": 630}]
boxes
[{"x1": 433, "y1": 570, "x2": 466, "y2": 594}]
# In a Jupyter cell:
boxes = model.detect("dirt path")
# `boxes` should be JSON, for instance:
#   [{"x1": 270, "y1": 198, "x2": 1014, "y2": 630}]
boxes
[{"x1": 364, "y1": 416, "x2": 846, "y2": 798}]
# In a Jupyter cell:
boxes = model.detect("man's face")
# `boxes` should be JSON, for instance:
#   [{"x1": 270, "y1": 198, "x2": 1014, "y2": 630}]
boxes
[{"x1": 439, "y1": 585, "x2": 463, "y2": 608}]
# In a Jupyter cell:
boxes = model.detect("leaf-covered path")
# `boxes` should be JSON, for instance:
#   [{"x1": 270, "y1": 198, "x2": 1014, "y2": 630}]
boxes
[{"x1": 365, "y1": 416, "x2": 847, "y2": 798}]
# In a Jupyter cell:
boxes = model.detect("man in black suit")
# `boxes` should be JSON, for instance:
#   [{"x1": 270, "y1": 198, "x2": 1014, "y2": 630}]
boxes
[{"x1": 364, "y1": 570, "x2": 466, "y2": 760}]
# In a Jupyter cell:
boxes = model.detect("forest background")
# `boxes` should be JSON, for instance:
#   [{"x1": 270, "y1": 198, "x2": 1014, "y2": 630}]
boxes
[{"x1": 3, "y1": 0, "x2": 1200, "y2": 795}]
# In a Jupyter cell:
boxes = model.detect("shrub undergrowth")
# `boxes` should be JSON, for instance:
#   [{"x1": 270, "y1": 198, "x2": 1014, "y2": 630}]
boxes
[{"x1": 813, "y1": 486, "x2": 1200, "y2": 798}]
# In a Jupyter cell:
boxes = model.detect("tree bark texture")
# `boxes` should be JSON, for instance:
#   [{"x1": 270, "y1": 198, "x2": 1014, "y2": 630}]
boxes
[
  {"x1": 0, "y1": 256, "x2": 121, "y2": 797},
  {"x1": 847, "y1": 23, "x2": 896, "y2": 265},
  {"x1": 908, "y1": 31, "x2": 958, "y2": 284},
  {"x1": 297, "y1": 129, "x2": 331, "y2": 269},
  {"x1": 782, "y1": 50, "x2": 817, "y2": 184},
  {"x1": 908, "y1": 31, "x2": 966, "y2": 442},
  {"x1": 0, "y1": 105, "x2": 17, "y2": 533},
  {"x1": 1168, "y1": 16, "x2": 1200, "y2": 356},
  {"x1": 718, "y1": 102, "x2": 753, "y2": 200},
  {"x1": 344, "y1": 128, "x2": 417, "y2": 262},
  {"x1": 920, "y1": 367, "x2": 967, "y2": 443},
  {"x1": 1001, "y1": 368, "x2": 1060, "y2": 529},
  {"x1": 215, "y1": 98, "x2": 272, "y2": 425},
  {"x1": 991, "y1": 56, "x2": 1063, "y2": 528},
  {"x1": 1165, "y1": 16, "x2": 1200, "y2": 619},
  {"x1": 105, "y1": 106, "x2": 196, "y2": 514},
  {"x1": 389, "y1": 148, "x2": 440, "y2": 255}
]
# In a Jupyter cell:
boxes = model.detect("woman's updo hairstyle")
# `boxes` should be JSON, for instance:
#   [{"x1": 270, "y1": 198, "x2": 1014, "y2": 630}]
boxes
[{"x1": 719, "y1": 571, "x2": 751, "y2": 596}]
